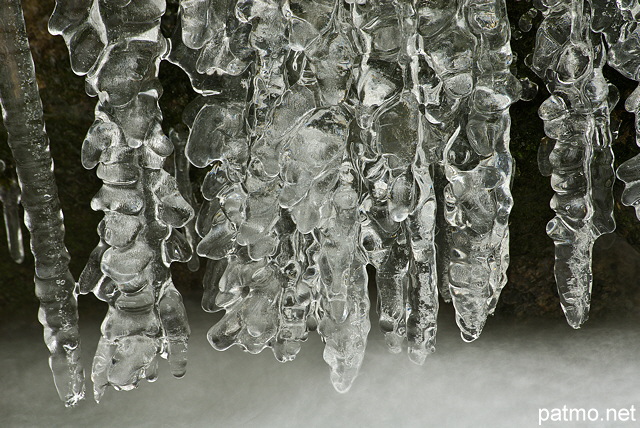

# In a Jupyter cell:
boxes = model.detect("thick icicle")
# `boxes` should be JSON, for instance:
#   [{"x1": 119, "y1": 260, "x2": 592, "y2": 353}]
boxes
[
  {"x1": 417, "y1": 0, "x2": 520, "y2": 341},
  {"x1": 0, "y1": 0, "x2": 84, "y2": 406},
  {"x1": 170, "y1": 0, "x2": 255, "y2": 323},
  {"x1": 172, "y1": 0, "x2": 372, "y2": 391},
  {"x1": 352, "y1": 0, "x2": 438, "y2": 362},
  {"x1": 282, "y1": 1, "x2": 370, "y2": 390},
  {"x1": 184, "y1": 0, "x2": 292, "y2": 357},
  {"x1": 586, "y1": 1, "x2": 640, "y2": 223},
  {"x1": 49, "y1": 0, "x2": 194, "y2": 401},
  {"x1": 531, "y1": 0, "x2": 616, "y2": 328},
  {"x1": 173, "y1": 0, "x2": 304, "y2": 360}
]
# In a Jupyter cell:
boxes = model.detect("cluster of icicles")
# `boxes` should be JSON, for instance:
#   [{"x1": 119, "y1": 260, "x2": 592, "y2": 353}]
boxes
[{"x1": 1, "y1": 0, "x2": 640, "y2": 407}]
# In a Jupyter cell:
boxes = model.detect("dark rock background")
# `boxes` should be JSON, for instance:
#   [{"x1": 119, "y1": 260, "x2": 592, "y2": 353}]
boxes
[{"x1": 0, "y1": 0, "x2": 639, "y2": 326}]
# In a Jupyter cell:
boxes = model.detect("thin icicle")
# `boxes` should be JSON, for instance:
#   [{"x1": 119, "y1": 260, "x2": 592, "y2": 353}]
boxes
[
  {"x1": 170, "y1": 128, "x2": 200, "y2": 272},
  {"x1": 0, "y1": 0, "x2": 84, "y2": 406},
  {"x1": 0, "y1": 160, "x2": 24, "y2": 264}
]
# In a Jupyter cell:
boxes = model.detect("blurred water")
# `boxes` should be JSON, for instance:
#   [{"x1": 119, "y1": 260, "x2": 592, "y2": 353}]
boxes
[{"x1": 1, "y1": 296, "x2": 639, "y2": 428}]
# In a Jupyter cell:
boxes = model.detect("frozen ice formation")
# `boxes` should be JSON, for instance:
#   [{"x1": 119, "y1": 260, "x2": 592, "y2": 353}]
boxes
[
  {"x1": 50, "y1": 0, "x2": 194, "y2": 401},
  {"x1": 530, "y1": 0, "x2": 618, "y2": 328},
  {"x1": 170, "y1": 128, "x2": 201, "y2": 272},
  {"x1": 420, "y1": 0, "x2": 520, "y2": 342},
  {"x1": 171, "y1": 0, "x2": 371, "y2": 391},
  {"x1": 168, "y1": 0, "x2": 520, "y2": 392},
  {"x1": 0, "y1": 160, "x2": 24, "y2": 264},
  {"x1": 0, "y1": 0, "x2": 628, "y2": 405},
  {"x1": 352, "y1": 0, "x2": 438, "y2": 361},
  {"x1": 587, "y1": 0, "x2": 640, "y2": 220},
  {"x1": 0, "y1": 0, "x2": 84, "y2": 406}
]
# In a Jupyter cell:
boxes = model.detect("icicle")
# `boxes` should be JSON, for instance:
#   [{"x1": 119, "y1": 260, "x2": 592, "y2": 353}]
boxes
[
  {"x1": 314, "y1": 162, "x2": 370, "y2": 392},
  {"x1": 417, "y1": 0, "x2": 520, "y2": 341},
  {"x1": 169, "y1": 0, "x2": 256, "y2": 325},
  {"x1": 586, "y1": 1, "x2": 640, "y2": 223},
  {"x1": 170, "y1": 128, "x2": 200, "y2": 272},
  {"x1": 0, "y1": 160, "x2": 24, "y2": 264},
  {"x1": 530, "y1": 0, "x2": 616, "y2": 328},
  {"x1": 0, "y1": 0, "x2": 84, "y2": 406},
  {"x1": 281, "y1": 2, "x2": 371, "y2": 389},
  {"x1": 49, "y1": 0, "x2": 194, "y2": 401},
  {"x1": 186, "y1": 0, "x2": 291, "y2": 357},
  {"x1": 172, "y1": 0, "x2": 372, "y2": 391},
  {"x1": 173, "y1": 0, "x2": 300, "y2": 359},
  {"x1": 351, "y1": 0, "x2": 439, "y2": 363}
]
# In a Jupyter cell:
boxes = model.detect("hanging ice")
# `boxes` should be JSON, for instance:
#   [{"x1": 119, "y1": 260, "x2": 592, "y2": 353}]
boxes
[
  {"x1": 352, "y1": 0, "x2": 438, "y2": 362},
  {"x1": 170, "y1": 128, "x2": 201, "y2": 273},
  {"x1": 168, "y1": 0, "x2": 520, "y2": 391},
  {"x1": 28, "y1": 0, "x2": 637, "y2": 403},
  {"x1": 0, "y1": 0, "x2": 84, "y2": 407},
  {"x1": 585, "y1": 1, "x2": 640, "y2": 222},
  {"x1": 531, "y1": 0, "x2": 617, "y2": 328},
  {"x1": 416, "y1": 0, "x2": 520, "y2": 341},
  {"x1": 49, "y1": 0, "x2": 194, "y2": 401},
  {"x1": 172, "y1": 0, "x2": 371, "y2": 391},
  {"x1": 0, "y1": 160, "x2": 24, "y2": 264}
]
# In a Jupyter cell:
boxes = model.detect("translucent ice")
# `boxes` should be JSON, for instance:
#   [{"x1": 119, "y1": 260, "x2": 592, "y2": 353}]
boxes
[
  {"x1": 588, "y1": 0, "x2": 640, "y2": 223},
  {"x1": 50, "y1": 0, "x2": 194, "y2": 401},
  {"x1": 1, "y1": 0, "x2": 84, "y2": 406},
  {"x1": 418, "y1": 0, "x2": 519, "y2": 341},
  {"x1": 531, "y1": 0, "x2": 616, "y2": 328},
  {"x1": 351, "y1": 0, "x2": 438, "y2": 361},
  {"x1": 38, "y1": 0, "x2": 550, "y2": 399},
  {"x1": 0, "y1": 161, "x2": 24, "y2": 264}
]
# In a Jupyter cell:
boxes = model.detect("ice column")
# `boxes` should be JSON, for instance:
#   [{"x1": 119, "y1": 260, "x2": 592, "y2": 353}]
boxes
[
  {"x1": 531, "y1": 0, "x2": 616, "y2": 327},
  {"x1": 418, "y1": 0, "x2": 520, "y2": 341},
  {"x1": 0, "y1": 0, "x2": 84, "y2": 406},
  {"x1": 49, "y1": 0, "x2": 194, "y2": 400}
]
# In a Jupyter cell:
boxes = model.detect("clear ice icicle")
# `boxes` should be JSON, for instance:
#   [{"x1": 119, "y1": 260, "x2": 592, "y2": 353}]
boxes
[
  {"x1": 531, "y1": 0, "x2": 616, "y2": 328},
  {"x1": 0, "y1": 160, "x2": 24, "y2": 264},
  {"x1": 173, "y1": 0, "x2": 372, "y2": 391},
  {"x1": 50, "y1": 0, "x2": 194, "y2": 401},
  {"x1": 170, "y1": 128, "x2": 200, "y2": 272},
  {"x1": 587, "y1": 1, "x2": 640, "y2": 223},
  {"x1": 352, "y1": 0, "x2": 438, "y2": 362},
  {"x1": 418, "y1": 0, "x2": 519, "y2": 341},
  {"x1": 0, "y1": 0, "x2": 84, "y2": 406}
]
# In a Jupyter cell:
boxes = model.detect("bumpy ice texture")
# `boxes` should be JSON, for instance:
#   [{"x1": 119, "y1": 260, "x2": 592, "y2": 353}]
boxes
[
  {"x1": 170, "y1": 0, "x2": 520, "y2": 392},
  {"x1": 531, "y1": 0, "x2": 618, "y2": 328},
  {"x1": 49, "y1": 0, "x2": 194, "y2": 401},
  {"x1": 172, "y1": 0, "x2": 371, "y2": 392},
  {"x1": 0, "y1": 0, "x2": 84, "y2": 406},
  {"x1": 416, "y1": 0, "x2": 520, "y2": 341}
]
